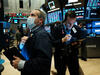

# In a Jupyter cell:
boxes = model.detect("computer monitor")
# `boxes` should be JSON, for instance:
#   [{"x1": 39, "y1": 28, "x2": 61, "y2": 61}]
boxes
[
  {"x1": 21, "y1": 23, "x2": 27, "y2": 28},
  {"x1": 0, "y1": 21, "x2": 10, "y2": 29},
  {"x1": 86, "y1": 23, "x2": 92, "y2": 28},
  {"x1": 95, "y1": 29, "x2": 100, "y2": 35},
  {"x1": 13, "y1": 19, "x2": 19, "y2": 24},
  {"x1": 92, "y1": 28, "x2": 100, "y2": 35},
  {"x1": 64, "y1": 7, "x2": 85, "y2": 20},
  {"x1": 47, "y1": 10, "x2": 62, "y2": 23},
  {"x1": 87, "y1": 29, "x2": 92, "y2": 34},
  {"x1": 87, "y1": 0, "x2": 100, "y2": 7},
  {"x1": 3, "y1": 22, "x2": 10, "y2": 29},
  {"x1": 86, "y1": 0, "x2": 100, "y2": 19},
  {"x1": 92, "y1": 21, "x2": 100, "y2": 28}
]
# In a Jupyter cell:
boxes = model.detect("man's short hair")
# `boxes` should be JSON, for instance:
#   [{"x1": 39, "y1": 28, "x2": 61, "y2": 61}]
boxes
[
  {"x1": 63, "y1": 11, "x2": 76, "y2": 22},
  {"x1": 35, "y1": 9, "x2": 46, "y2": 24}
]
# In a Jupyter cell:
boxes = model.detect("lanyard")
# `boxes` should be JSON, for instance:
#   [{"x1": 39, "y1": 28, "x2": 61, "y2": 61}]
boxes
[
  {"x1": 63, "y1": 24, "x2": 72, "y2": 45},
  {"x1": 63, "y1": 24, "x2": 71, "y2": 34}
]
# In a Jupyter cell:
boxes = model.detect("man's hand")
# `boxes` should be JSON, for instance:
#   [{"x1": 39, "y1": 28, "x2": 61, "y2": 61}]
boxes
[
  {"x1": 62, "y1": 34, "x2": 72, "y2": 43},
  {"x1": 71, "y1": 42, "x2": 78, "y2": 46},
  {"x1": 6, "y1": 39, "x2": 8, "y2": 42},
  {"x1": 12, "y1": 56, "x2": 21, "y2": 69},
  {"x1": 21, "y1": 36, "x2": 28, "y2": 44}
]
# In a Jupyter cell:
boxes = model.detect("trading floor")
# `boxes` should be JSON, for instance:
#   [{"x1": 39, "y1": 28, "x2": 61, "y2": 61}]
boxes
[
  {"x1": 0, "y1": 0, "x2": 100, "y2": 75},
  {"x1": 1, "y1": 55, "x2": 100, "y2": 75}
]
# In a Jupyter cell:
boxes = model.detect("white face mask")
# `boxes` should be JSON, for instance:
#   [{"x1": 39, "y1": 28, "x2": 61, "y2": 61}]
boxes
[{"x1": 27, "y1": 17, "x2": 36, "y2": 30}]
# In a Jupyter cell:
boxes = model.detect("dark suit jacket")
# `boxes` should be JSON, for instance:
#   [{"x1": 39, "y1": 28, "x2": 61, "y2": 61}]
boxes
[
  {"x1": 51, "y1": 24, "x2": 86, "y2": 54},
  {"x1": 21, "y1": 26, "x2": 52, "y2": 75}
]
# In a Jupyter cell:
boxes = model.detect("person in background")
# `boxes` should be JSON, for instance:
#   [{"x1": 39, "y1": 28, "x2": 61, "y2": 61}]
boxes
[
  {"x1": 16, "y1": 30, "x2": 22, "y2": 45},
  {"x1": 52, "y1": 11, "x2": 85, "y2": 75},
  {"x1": 4, "y1": 29, "x2": 10, "y2": 50},
  {"x1": 12, "y1": 9, "x2": 52, "y2": 75},
  {"x1": 78, "y1": 23, "x2": 87, "y2": 61}
]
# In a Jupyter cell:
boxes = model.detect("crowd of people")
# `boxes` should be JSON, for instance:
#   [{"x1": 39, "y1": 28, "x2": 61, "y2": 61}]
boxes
[{"x1": 0, "y1": 9, "x2": 87, "y2": 75}]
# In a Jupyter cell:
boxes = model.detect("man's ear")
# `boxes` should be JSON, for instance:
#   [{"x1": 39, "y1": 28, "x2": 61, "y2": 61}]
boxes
[{"x1": 39, "y1": 18, "x2": 43, "y2": 24}]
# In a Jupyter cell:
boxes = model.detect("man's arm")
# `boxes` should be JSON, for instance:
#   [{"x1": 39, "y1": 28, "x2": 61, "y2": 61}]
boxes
[
  {"x1": 51, "y1": 25, "x2": 70, "y2": 46},
  {"x1": 13, "y1": 31, "x2": 52, "y2": 72}
]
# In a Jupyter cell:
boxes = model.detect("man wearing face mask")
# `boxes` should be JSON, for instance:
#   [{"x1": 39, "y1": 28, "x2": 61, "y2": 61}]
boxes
[
  {"x1": 27, "y1": 16, "x2": 35, "y2": 31},
  {"x1": 52, "y1": 11, "x2": 85, "y2": 75},
  {"x1": 12, "y1": 9, "x2": 52, "y2": 75}
]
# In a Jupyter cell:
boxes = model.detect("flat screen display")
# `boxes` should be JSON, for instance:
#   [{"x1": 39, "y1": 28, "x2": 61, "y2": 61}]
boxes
[
  {"x1": 86, "y1": 23, "x2": 92, "y2": 28},
  {"x1": 47, "y1": 10, "x2": 62, "y2": 23},
  {"x1": 87, "y1": 29, "x2": 92, "y2": 34},
  {"x1": 21, "y1": 23, "x2": 27, "y2": 28},
  {"x1": 0, "y1": 21, "x2": 10, "y2": 28},
  {"x1": 92, "y1": 21, "x2": 100, "y2": 27},
  {"x1": 64, "y1": 7, "x2": 84, "y2": 20},
  {"x1": 92, "y1": 28, "x2": 100, "y2": 35},
  {"x1": 13, "y1": 19, "x2": 19, "y2": 24},
  {"x1": 86, "y1": 0, "x2": 100, "y2": 19}
]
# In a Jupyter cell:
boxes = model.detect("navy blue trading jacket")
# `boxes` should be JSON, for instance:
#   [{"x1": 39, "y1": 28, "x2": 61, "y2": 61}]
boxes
[{"x1": 21, "y1": 26, "x2": 52, "y2": 75}]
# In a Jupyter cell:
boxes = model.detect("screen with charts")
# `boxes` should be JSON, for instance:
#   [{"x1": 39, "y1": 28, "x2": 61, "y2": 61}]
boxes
[
  {"x1": 86, "y1": 21, "x2": 100, "y2": 35},
  {"x1": 86, "y1": 23, "x2": 92, "y2": 34},
  {"x1": 47, "y1": 10, "x2": 62, "y2": 23},
  {"x1": 86, "y1": 23, "x2": 92, "y2": 28},
  {"x1": 0, "y1": 21, "x2": 10, "y2": 29},
  {"x1": 92, "y1": 28, "x2": 100, "y2": 35},
  {"x1": 92, "y1": 21, "x2": 100, "y2": 35},
  {"x1": 92, "y1": 21, "x2": 100, "y2": 28},
  {"x1": 64, "y1": 7, "x2": 85, "y2": 20},
  {"x1": 87, "y1": 29, "x2": 92, "y2": 34},
  {"x1": 87, "y1": 0, "x2": 100, "y2": 7},
  {"x1": 85, "y1": 0, "x2": 100, "y2": 19}
]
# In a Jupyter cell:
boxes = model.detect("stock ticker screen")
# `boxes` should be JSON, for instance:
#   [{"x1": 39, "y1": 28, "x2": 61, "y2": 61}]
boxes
[
  {"x1": 47, "y1": 7, "x2": 85, "y2": 24},
  {"x1": 47, "y1": 10, "x2": 62, "y2": 23},
  {"x1": 86, "y1": 0, "x2": 100, "y2": 19},
  {"x1": 47, "y1": 0, "x2": 100, "y2": 23},
  {"x1": 64, "y1": 7, "x2": 85, "y2": 20},
  {"x1": 86, "y1": 21, "x2": 100, "y2": 35},
  {"x1": 92, "y1": 21, "x2": 100, "y2": 35}
]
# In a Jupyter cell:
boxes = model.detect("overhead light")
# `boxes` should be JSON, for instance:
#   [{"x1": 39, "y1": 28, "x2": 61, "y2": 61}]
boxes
[
  {"x1": 68, "y1": 0, "x2": 78, "y2": 3},
  {"x1": 74, "y1": 2, "x2": 82, "y2": 5},
  {"x1": 65, "y1": 4, "x2": 73, "y2": 6},
  {"x1": 75, "y1": 10, "x2": 84, "y2": 13}
]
